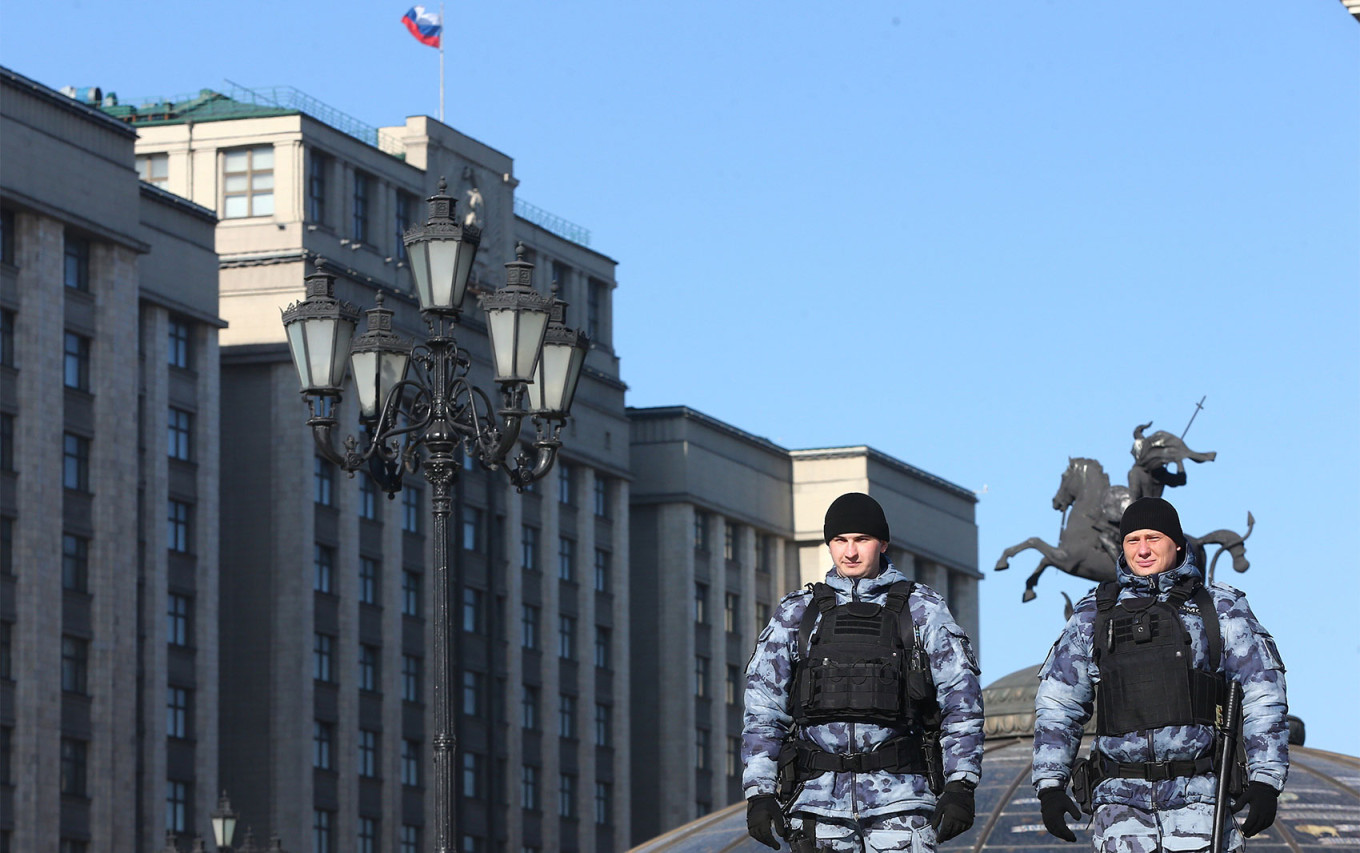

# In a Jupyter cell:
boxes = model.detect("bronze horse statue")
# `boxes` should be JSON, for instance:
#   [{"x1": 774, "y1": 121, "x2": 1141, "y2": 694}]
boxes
[{"x1": 995, "y1": 456, "x2": 1253, "y2": 602}]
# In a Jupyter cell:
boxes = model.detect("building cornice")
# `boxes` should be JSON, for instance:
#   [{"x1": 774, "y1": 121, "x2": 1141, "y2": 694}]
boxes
[{"x1": 790, "y1": 446, "x2": 978, "y2": 503}]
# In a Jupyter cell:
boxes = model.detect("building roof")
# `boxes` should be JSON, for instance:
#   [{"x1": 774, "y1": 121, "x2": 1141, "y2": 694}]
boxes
[{"x1": 631, "y1": 668, "x2": 1360, "y2": 853}]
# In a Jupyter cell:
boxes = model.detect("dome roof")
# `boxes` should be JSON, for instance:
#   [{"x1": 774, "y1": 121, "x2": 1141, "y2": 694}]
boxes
[{"x1": 631, "y1": 669, "x2": 1360, "y2": 853}]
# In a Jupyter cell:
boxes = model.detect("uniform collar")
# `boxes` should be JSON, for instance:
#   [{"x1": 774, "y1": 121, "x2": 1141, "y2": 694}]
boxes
[
  {"x1": 824, "y1": 561, "x2": 908, "y2": 597},
  {"x1": 1116, "y1": 550, "x2": 1202, "y2": 595}
]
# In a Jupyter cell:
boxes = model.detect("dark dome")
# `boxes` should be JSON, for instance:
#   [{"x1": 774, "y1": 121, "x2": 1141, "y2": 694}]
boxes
[{"x1": 631, "y1": 668, "x2": 1360, "y2": 853}]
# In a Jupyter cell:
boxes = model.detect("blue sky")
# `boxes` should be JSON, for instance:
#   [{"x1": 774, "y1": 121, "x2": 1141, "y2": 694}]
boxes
[{"x1": 3, "y1": 2, "x2": 1356, "y2": 753}]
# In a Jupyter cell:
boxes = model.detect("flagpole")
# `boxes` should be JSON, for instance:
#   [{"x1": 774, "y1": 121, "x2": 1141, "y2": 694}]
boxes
[{"x1": 439, "y1": 2, "x2": 445, "y2": 123}]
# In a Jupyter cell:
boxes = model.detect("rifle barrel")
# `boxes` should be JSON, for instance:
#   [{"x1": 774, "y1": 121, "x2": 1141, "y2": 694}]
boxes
[{"x1": 1211, "y1": 680, "x2": 1244, "y2": 853}]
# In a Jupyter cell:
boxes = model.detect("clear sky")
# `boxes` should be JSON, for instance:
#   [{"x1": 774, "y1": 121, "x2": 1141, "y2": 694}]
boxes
[{"x1": 3, "y1": 2, "x2": 1356, "y2": 754}]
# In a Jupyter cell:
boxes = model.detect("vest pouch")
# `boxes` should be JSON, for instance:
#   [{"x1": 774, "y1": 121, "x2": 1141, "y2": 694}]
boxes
[
  {"x1": 1098, "y1": 643, "x2": 1196, "y2": 735},
  {"x1": 798, "y1": 656, "x2": 904, "y2": 722},
  {"x1": 905, "y1": 669, "x2": 934, "y2": 702}
]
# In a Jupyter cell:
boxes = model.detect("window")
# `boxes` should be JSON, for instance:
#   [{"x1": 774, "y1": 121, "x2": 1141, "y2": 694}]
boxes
[
  {"x1": 0, "y1": 208, "x2": 13, "y2": 265},
  {"x1": 167, "y1": 319, "x2": 191, "y2": 369},
  {"x1": 725, "y1": 592, "x2": 739, "y2": 633},
  {"x1": 402, "y1": 738, "x2": 421, "y2": 786},
  {"x1": 357, "y1": 729, "x2": 379, "y2": 777},
  {"x1": 60, "y1": 738, "x2": 87, "y2": 795},
  {"x1": 167, "y1": 686, "x2": 191, "y2": 739},
  {"x1": 314, "y1": 544, "x2": 334, "y2": 593},
  {"x1": 314, "y1": 457, "x2": 335, "y2": 506},
  {"x1": 462, "y1": 670, "x2": 483, "y2": 716},
  {"x1": 307, "y1": 151, "x2": 329, "y2": 224},
  {"x1": 400, "y1": 825, "x2": 420, "y2": 853},
  {"x1": 63, "y1": 234, "x2": 89, "y2": 290},
  {"x1": 0, "y1": 622, "x2": 10, "y2": 680},
  {"x1": 358, "y1": 477, "x2": 378, "y2": 520},
  {"x1": 359, "y1": 644, "x2": 379, "y2": 692},
  {"x1": 559, "y1": 773, "x2": 576, "y2": 819},
  {"x1": 168, "y1": 594, "x2": 191, "y2": 647},
  {"x1": 313, "y1": 809, "x2": 334, "y2": 853},
  {"x1": 314, "y1": 633, "x2": 334, "y2": 682},
  {"x1": 695, "y1": 655, "x2": 709, "y2": 698},
  {"x1": 694, "y1": 511, "x2": 709, "y2": 550},
  {"x1": 462, "y1": 587, "x2": 483, "y2": 633},
  {"x1": 0, "y1": 414, "x2": 10, "y2": 474},
  {"x1": 595, "y1": 781, "x2": 612, "y2": 826},
  {"x1": 727, "y1": 736, "x2": 741, "y2": 777},
  {"x1": 558, "y1": 615, "x2": 574, "y2": 660},
  {"x1": 521, "y1": 605, "x2": 539, "y2": 650},
  {"x1": 757, "y1": 534, "x2": 772, "y2": 573},
  {"x1": 314, "y1": 720, "x2": 334, "y2": 769},
  {"x1": 520, "y1": 525, "x2": 538, "y2": 570},
  {"x1": 402, "y1": 654, "x2": 422, "y2": 703},
  {"x1": 63, "y1": 332, "x2": 89, "y2": 390},
  {"x1": 461, "y1": 835, "x2": 483, "y2": 853},
  {"x1": 558, "y1": 693, "x2": 576, "y2": 739},
  {"x1": 359, "y1": 557, "x2": 379, "y2": 605},
  {"x1": 167, "y1": 499, "x2": 191, "y2": 553},
  {"x1": 461, "y1": 506, "x2": 481, "y2": 552},
  {"x1": 594, "y1": 626, "x2": 611, "y2": 669},
  {"x1": 62, "y1": 533, "x2": 88, "y2": 592},
  {"x1": 0, "y1": 515, "x2": 11, "y2": 577},
  {"x1": 352, "y1": 171, "x2": 371, "y2": 242},
  {"x1": 166, "y1": 780, "x2": 190, "y2": 833},
  {"x1": 1, "y1": 309, "x2": 13, "y2": 366},
  {"x1": 756, "y1": 602, "x2": 771, "y2": 628},
  {"x1": 402, "y1": 570, "x2": 421, "y2": 617},
  {"x1": 61, "y1": 636, "x2": 88, "y2": 694},
  {"x1": 557, "y1": 463, "x2": 572, "y2": 505},
  {"x1": 402, "y1": 488, "x2": 421, "y2": 532},
  {"x1": 462, "y1": 751, "x2": 482, "y2": 798},
  {"x1": 551, "y1": 261, "x2": 571, "y2": 292},
  {"x1": 1, "y1": 725, "x2": 11, "y2": 785},
  {"x1": 696, "y1": 728, "x2": 709, "y2": 770},
  {"x1": 727, "y1": 664, "x2": 742, "y2": 706},
  {"x1": 594, "y1": 703, "x2": 611, "y2": 747},
  {"x1": 167, "y1": 407, "x2": 192, "y2": 460},
  {"x1": 137, "y1": 153, "x2": 168, "y2": 186},
  {"x1": 593, "y1": 476, "x2": 610, "y2": 518},
  {"x1": 61, "y1": 433, "x2": 89, "y2": 491},
  {"x1": 223, "y1": 145, "x2": 274, "y2": 218},
  {"x1": 694, "y1": 583, "x2": 708, "y2": 624},
  {"x1": 593, "y1": 549, "x2": 610, "y2": 593},
  {"x1": 521, "y1": 686, "x2": 539, "y2": 730},
  {"x1": 395, "y1": 191, "x2": 415, "y2": 262},
  {"x1": 358, "y1": 817, "x2": 378, "y2": 853},
  {"x1": 557, "y1": 536, "x2": 575, "y2": 581},
  {"x1": 725, "y1": 522, "x2": 737, "y2": 561},
  {"x1": 521, "y1": 765, "x2": 539, "y2": 810}
]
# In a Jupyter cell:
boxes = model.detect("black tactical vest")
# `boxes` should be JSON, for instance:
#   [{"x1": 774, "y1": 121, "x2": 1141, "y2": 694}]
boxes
[
  {"x1": 791, "y1": 581, "x2": 936, "y2": 727},
  {"x1": 1093, "y1": 577, "x2": 1226, "y2": 736}
]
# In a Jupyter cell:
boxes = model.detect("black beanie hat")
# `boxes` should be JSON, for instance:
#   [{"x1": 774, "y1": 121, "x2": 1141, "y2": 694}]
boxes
[
  {"x1": 1119, "y1": 497, "x2": 1186, "y2": 548},
  {"x1": 823, "y1": 493, "x2": 890, "y2": 544}
]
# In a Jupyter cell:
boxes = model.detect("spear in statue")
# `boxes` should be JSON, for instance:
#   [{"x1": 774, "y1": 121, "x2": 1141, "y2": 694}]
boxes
[{"x1": 1181, "y1": 396, "x2": 1207, "y2": 439}]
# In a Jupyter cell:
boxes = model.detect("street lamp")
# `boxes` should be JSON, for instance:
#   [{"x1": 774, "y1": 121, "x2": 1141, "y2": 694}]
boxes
[
  {"x1": 210, "y1": 791, "x2": 238, "y2": 852},
  {"x1": 281, "y1": 178, "x2": 589, "y2": 851}
]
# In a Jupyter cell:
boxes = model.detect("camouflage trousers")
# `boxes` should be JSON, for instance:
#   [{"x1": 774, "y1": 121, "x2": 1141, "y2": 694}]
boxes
[
  {"x1": 789, "y1": 812, "x2": 936, "y2": 853},
  {"x1": 1092, "y1": 803, "x2": 1244, "y2": 853}
]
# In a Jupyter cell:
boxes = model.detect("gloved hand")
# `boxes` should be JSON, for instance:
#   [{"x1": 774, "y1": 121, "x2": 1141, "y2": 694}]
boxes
[
  {"x1": 1039, "y1": 787, "x2": 1081, "y2": 843},
  {"x1": 747, "y1": 794, "x2": 788, "y2": 850},
  {"x1": 1232, "y1": 781, "x2": 1279, "y2": 837},
  {"x1": 930, "y1": 780, "x2": 977, "y2": 842}
]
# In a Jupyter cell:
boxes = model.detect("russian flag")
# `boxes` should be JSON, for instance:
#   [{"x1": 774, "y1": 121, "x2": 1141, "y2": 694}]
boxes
[{"x1": 401, "y1": 6, "x2": 441, "y2": 48}]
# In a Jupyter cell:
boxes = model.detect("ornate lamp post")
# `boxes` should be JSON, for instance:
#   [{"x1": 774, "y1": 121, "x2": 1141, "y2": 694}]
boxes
[
  {"x1": 281, "y1": 179, "x2": 588, "y2": 851},
  {"x1": 210, "y1": 791, "x2": 238, "y2": 852}
]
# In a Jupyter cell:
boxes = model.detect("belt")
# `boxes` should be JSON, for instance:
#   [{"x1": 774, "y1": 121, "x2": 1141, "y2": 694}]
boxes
[{"x1": 1097, "y1": 753, "x2": 1215, "y2": 782}]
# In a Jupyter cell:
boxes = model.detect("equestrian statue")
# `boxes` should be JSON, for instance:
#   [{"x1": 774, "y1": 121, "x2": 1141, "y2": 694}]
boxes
[{"x1": 994, "y1": 416, "x2": 1253, "y2": 602}]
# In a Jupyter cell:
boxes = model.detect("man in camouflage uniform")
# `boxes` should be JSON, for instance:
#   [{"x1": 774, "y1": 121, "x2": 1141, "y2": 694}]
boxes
[
  {"x1": 1034, "y1": 497, "x2": 1289, "y2": 852},
  {"x1": 743, "y1": 493, "x2": 984, "y2": 851}
]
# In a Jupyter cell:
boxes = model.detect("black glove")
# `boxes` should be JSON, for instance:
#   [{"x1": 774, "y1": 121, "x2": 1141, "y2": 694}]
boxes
[
  {"x1": 930, "y1": 780, "x2": 977, "y2": 842},
  {"x1": 747, "y1": 794, "x2": 788, "y2": 850},
  {"x1": 1232, "y1": 781, "x2": 1279, "y2": 837},
  {"x1": 1039, "y1": 787, "x2": 1081, "y2": 843}
]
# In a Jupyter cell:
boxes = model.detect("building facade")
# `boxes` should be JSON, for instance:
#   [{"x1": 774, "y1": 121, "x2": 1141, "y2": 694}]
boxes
[
  {"x1": 626, "y1": 407, "x2": 980, "y2": 844},
  {"x1": 108, "y1": 86, "x2": 632, "y2": 853},
  {"x1": 0, "y1": 67, "x2": 223, "y2": 852}
]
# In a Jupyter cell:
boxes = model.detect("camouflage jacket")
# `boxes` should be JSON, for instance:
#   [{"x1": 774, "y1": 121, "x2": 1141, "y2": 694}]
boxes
[
  {"x1": 742, "y1": 564, "x2": 984, "y2": 819},
  {"x1": 1033, "y1": 553, "x2": 1289, "y2": 810}
]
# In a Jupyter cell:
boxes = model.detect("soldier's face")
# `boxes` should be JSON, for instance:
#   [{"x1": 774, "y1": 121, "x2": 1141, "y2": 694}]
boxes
[
  {"x1": 1122, "y1": 528, "x2": 1180, "y2": 576},
  {"x1": 828, "y1": 534, "x2": 887, "y2": 579}
]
